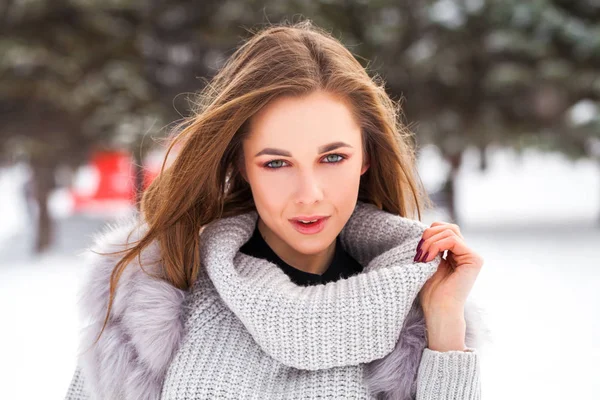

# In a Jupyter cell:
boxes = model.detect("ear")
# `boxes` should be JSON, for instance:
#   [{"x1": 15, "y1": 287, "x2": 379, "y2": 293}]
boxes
[
  {"x1": 237, "y1": 154, "x2": 248, "y2": 182},
  {"x1": 360, "y1": 154, "x2": 370, "y2": 175}
]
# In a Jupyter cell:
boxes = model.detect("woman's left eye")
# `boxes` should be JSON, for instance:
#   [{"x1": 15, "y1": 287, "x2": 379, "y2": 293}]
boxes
[{"x1": 322, "y1": 154, "x2": 346, "y2": 163}]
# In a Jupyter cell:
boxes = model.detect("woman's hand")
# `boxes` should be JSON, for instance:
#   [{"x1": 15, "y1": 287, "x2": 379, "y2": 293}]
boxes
[{"x1": 415, "y1": 221, "x2": 484, "y2": 351}]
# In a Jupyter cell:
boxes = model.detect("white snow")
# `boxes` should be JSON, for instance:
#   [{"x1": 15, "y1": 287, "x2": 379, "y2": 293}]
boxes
[
  {"x1": 1, "y1": 146, "x2": 599, "y2": 399},
  {"x1": 466, "y1": 227, "x2": 600, "y2": 399},
  {"x1": 0, "y1": 164, "x2": 30, "y2": 241},
  {"x1": 0, "y1": 254, "x2": 85, "y2": 399}
]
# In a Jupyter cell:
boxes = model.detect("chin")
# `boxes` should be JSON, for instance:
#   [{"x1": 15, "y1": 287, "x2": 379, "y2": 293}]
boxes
[
  {"x1": 291, "y1": 245, "x2": 330, "y2": 257},
  {"x1": 286, "y1": 230, "x2": 336, "y2": 255}
]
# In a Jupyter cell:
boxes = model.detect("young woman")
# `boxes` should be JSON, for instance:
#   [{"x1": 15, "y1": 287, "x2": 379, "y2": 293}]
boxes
[{"x1": 65, "y1": 20, "x2": 488, "y2": 400}]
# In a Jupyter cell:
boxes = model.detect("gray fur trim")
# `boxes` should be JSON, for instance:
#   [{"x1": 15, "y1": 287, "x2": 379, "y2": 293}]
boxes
[{"x1": 75, "y1": 215, "x2": 186, "y2": 400}]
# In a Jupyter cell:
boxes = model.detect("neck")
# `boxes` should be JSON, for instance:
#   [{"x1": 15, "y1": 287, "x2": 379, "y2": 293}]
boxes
[{"x1": 257, "y1": 217, "x2": 336, "y2": 275}]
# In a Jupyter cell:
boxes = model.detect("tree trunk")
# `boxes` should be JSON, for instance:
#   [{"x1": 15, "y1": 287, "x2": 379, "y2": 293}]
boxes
[
  {"x1": 478, "y1": 144, "x2": 488, "y2": 172},
  {"x1": 31, "y1": 158, "x2": 55, "y2": 253},
  {"x1": 442, "y1": 151, "x2": 463, "y2": 224}
]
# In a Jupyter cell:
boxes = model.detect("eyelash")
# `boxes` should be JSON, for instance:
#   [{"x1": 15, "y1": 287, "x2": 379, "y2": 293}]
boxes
[{"x1": 263, "y1": 153, "x2": 348, "y2": 170}]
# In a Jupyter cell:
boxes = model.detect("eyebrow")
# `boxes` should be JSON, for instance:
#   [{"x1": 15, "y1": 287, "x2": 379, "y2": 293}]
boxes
[{"x1": 254, "y1": 141, "x2": 353, "y2": 157}]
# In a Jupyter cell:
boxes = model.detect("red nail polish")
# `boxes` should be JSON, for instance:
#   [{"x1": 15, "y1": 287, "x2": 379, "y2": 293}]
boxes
[
  {"x1": 420, "y1": 251, "x2": 429, "y2": 263},
  {"x1": 417, "y1": 238, "x2": 424, "y2": 253}
]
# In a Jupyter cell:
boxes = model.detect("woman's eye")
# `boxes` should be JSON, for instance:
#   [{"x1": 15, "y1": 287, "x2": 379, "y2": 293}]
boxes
[
  {"x1": 265, "y1": 160, "x2": 287, "y2": 169},
  {"x1": 323, "y1": 154, "x2": 345, "y2": 163}
]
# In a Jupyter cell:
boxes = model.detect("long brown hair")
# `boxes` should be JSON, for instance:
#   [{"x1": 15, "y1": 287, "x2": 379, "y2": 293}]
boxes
[{"x1": 92, "y1": 19, "x2": 432, "y2": 345}]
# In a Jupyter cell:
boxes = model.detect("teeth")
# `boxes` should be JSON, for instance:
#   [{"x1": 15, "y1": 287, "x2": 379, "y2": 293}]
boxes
[{"x1": 299, "y1": 219, "x2": 318, "y2": 224}]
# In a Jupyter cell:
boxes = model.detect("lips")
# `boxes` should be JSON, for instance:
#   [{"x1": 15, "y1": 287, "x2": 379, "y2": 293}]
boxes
[
  {"x1": 289, "y1": 216, "x2": 330, "y2": 235},
  {"x1": 290, "y1": 216, "x2": 329, "y2": 222}
]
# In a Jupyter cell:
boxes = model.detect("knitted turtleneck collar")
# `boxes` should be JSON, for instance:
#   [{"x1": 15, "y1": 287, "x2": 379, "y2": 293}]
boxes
[{"x1": 199, "y1": 200, "x2": 442, "y2": 370}]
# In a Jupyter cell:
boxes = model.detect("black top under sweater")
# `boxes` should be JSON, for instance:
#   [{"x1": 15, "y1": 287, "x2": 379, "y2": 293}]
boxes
[{"x1": 239, "y1": 221, "x2": 364, "y2": 286}]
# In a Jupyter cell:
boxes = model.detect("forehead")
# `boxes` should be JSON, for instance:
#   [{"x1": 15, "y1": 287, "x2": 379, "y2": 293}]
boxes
[{"x1": 246, "y1": 91, "x2": 362, "y2": 147}]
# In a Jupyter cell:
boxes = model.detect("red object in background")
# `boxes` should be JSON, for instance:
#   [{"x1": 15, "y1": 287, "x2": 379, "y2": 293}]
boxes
[
  {"x1": 95, "y1": 150, "x2": 135, "y2": 201},
  {"x1": 72, "y1": 150, "x2": 160, "y2": 213},
  {"x1": 71, "y1": 150, "x2": 162, "y2": 212}
]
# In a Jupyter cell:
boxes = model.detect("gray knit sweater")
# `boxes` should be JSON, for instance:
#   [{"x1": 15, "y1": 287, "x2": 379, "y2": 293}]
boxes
[{"x1": 65, "y1": 200, "x2": 488, "y2": 399}]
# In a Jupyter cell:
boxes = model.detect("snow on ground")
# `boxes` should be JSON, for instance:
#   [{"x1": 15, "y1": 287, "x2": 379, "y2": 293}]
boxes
[
  {"x1": 466, "y1": 225, "x2": 600, "y2": 399},
  {"x1": 1, "y1": 147, "x2": 599, "y2": 399},
  {"x1": 0, "y1": 164, "x2": 30, "y2": 242},
  {"x1": 0, "y1": 253, "x2": 85, "y2": 399}
]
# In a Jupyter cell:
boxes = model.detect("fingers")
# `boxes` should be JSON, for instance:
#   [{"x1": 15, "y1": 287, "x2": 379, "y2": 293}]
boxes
[
  {"x1": 417, "y1": 234, "x2": 455, "y2": 263},
  {"x1": 427, "y1": 222, "x2": 463, "y2": 239},
  {"x1": 416, "y1": 224, "x2": 470, "y2": 263}
]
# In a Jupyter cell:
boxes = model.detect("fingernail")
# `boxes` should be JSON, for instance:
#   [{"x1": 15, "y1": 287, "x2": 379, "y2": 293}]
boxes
[
  {"x1": 420, "y1": 251, "x2": 429, "y2": 263},
  {"x1": 414, "y1": 249, "x2": 422, "y2": 262},
  {"x1": 417, "y1": 238, "x2": 424, "y2": 253}
]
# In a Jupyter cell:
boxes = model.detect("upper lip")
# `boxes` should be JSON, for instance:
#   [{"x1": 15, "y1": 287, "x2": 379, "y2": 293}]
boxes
[{"x1": 290, "y1": 215, "x2": 329, "y2": 221}]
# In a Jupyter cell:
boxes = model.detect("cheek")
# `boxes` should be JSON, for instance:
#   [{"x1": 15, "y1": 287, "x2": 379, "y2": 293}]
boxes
[
  {"x1": 247, "y1": 170, "x2": 290, "y2": 209},
  {"x1": 324, "y1": 162, "x2": 363, "y2": 199}
]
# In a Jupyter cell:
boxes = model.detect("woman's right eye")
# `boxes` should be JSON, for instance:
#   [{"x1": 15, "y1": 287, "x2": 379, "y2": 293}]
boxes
[{"x1": 264, "y1": 160, "x2": 287, "y2": 169}]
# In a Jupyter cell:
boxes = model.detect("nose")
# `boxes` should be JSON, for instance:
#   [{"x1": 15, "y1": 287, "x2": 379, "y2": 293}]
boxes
[{"x1": 294, "y1": 169, "x2": 324, "y2": 205}]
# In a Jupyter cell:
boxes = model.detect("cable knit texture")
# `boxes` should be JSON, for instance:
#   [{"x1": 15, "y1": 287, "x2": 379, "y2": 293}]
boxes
[{"x1": 64, "y1": 200, "x2": 490, "y2": 400}]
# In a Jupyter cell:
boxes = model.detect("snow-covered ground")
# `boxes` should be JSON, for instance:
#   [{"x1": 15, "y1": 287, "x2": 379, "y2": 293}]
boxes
[{"x1": 1, "y1": 146, "x2": 599, "y2": 399}]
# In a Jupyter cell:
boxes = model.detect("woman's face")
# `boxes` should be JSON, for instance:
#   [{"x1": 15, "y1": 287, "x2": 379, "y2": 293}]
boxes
[{"x1": 241, "y1": 90, "x2": 369, "y2": 258}]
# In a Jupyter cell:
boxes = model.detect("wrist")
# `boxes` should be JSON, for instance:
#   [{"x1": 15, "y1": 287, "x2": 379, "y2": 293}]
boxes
[{"x1": 425, "y1": 313, "x2": 467, "y2": 352}]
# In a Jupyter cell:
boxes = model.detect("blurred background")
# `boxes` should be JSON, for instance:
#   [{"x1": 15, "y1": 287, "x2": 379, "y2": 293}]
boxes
[{"x1": 0, "y1": 0, "x2": 599, "y2": 399}]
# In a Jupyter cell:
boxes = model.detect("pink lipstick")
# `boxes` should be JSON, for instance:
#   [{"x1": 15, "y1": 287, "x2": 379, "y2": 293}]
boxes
[{"x1": 289, "y1": 216, "x2": 330, "y2": 235}]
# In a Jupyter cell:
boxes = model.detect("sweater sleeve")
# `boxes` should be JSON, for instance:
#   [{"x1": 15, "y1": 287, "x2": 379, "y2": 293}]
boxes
[
  {"x1": 416, "y1": 347, "x2": 481, "y2": 400},
  {"x1": 64, "y1": 366, "x2": 91, "y2": 400}
]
